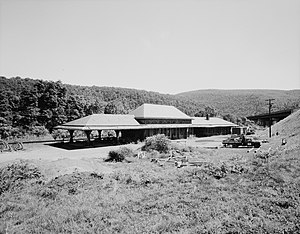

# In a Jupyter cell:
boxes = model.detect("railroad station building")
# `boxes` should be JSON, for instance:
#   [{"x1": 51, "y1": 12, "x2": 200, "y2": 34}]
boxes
[{"x1": 55, "y1": 103, "x2": 237, "y2": 144}]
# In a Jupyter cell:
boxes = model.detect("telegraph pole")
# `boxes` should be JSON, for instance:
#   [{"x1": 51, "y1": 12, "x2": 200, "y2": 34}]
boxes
[{"x1": 266, "y1": 99, "x2": 275, "y2": 138}]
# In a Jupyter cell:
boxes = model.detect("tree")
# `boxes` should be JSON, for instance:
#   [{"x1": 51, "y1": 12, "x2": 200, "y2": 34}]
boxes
[
  {"x1": 205, "y1": 106, "x2": 217, "y2": 117},
  {"x1": 85, "y1": 100, "x2": 106, "y2": 115},
  {"x1": 223, "y1": 114, "x2": 237, "y2": 124},
  {"x1": 65, "y1": 95, "x2": 85, "y2": 121},
  {"x1": 18, "y1": 90, "x2": 40, "y2": 128},
  {"x1": 104, "y1": 100, "x2": 127, "y2": 114},
  {"x1": 0, "y1": 92, "x2": 13, "y2": 124},
  {"x1": 194, "y1": 110, "x2": 206, "y2": 117}
]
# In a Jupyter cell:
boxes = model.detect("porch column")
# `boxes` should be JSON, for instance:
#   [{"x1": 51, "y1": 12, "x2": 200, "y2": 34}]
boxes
[
  {"x1": 190, "y1": 127, "x2": 194, "y2": 136},
  {"x1": 115, "y1": 130, "x2": 121, "y2": 144},
  {"x1": 84, "y1": 130, "x2": 92, "y2": 146},
  {"x1": 98, "y1": 130, "x2": 102, "y2": 140},
  {"x1": 69, "y1": 130, "x2": 74, "y2": 143}
]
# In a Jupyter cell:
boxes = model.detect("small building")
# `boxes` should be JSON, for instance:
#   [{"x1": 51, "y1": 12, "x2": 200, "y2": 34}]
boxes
[{"x1": 192, "y1": 116, "x2": 237, "y2": 137}]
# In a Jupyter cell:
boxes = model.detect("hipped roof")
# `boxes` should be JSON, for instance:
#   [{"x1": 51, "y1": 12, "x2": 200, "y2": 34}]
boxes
[
  {"x1": 61, "y1": 114, "x2": 140, "y2": 128},
  {"x1": 130, "y1": 103, "x2": 192, "y2": 119},
  {"x1": 56, "y1": 124, "x2": 192, "y2": 131},
  {"x1": 55, "y1": 104, "x2": 238, "y2": 131},
  {"x1": 192, "y1": 117, "x2": 238, "y2": 127}
]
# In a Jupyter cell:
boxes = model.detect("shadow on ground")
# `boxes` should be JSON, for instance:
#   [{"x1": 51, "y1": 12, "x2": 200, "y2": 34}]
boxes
[{"x1": 47, "y1": 140, "x2": 121, "y2": 150}]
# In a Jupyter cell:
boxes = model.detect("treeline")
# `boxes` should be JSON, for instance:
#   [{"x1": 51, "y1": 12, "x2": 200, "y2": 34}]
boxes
[
  {"x1": 4, "y1": 76, "x2": 293, "y2": 140},
  {"x1": 1, "y1": 77, "x2": 68, "y2": 139},
  {"x1": 0, "y1": 77, "x2": 208, "y2": 139},
  {"x1": 177, "y1": 89, "x2": 300, "y2": 117}
]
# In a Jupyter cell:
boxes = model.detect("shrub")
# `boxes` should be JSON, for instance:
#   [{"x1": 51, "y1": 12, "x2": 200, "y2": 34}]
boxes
[
  {"x1": 0, "y1": 160, "x2": 42, "y2": 195},
  {"x1": 118, "y1": 147, "x2": 134, "y2": 158},
  {"x1": 107, "y1": 150, "x2": 125, "y2": 162},
  {"x1": 51, "y1": 129, "x2": 69, "y2": 140},
  {"x1": 142, "y1": 134, "x2": 171, "y2": 153},
  {"x1": 0, "y1": 126, "x2": 23, "y2": 140},
  {"x1": 105, "y1": 147, "x2": 134, "y2": 162},
  {"x1": 37, "y1": 187, "x2": 58, "y2": 199},
  {"x1": 29, "y1": 126, "x2": 49, "y2": 137}
]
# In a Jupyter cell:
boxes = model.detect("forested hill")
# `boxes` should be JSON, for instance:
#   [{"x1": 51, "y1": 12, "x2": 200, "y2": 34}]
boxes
[
  {"x1": 177, "y1": 89, "x2": 300, "y2": 117},
  {"x1": 1, "y1": 76, "x2": 299, "y2": 139},
  {"x1": 62, "y1": 83, "x2": 204, "y2": 116},
  {"x1": 0, "y1": 76, "x2": 205, "y2": 138}
]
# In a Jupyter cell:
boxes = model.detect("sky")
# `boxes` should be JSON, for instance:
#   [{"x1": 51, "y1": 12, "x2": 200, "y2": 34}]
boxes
[{"x1": 0, "y1": 0, "x2": 299, "y2": 94}]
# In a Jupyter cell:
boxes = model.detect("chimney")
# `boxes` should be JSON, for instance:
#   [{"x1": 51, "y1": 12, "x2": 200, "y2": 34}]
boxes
[{"x1": 206, "y1": 114, "x2": 209, "y2": 120}]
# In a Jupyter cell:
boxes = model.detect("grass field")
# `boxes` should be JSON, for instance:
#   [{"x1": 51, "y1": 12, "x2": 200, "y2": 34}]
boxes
[{"x1": 1, "y1": 111, "x2": 300, "y2": 233}]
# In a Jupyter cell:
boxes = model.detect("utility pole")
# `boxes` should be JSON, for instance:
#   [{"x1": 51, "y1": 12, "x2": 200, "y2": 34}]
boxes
[{"x1": 266, "y1": 99, "x2": 275, "y2": 138}]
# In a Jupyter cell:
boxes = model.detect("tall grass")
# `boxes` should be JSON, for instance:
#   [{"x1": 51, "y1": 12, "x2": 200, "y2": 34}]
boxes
[{"x1": 1, "y1": 147, "x2": 300, "y2": 233}]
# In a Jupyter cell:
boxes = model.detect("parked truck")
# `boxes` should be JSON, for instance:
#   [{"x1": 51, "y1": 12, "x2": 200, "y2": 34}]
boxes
[{"x1": 222, "y1": 134, "x2": 261, "y2": 148}]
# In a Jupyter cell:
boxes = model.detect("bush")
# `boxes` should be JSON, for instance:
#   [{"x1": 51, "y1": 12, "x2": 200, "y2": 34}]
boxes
[
  {"x1": 0, "y1": 160, "x2": 42, "y2": 195},
  {"x1": 0, "y1": 126, "x2": 23, "y2": 140},
  {"x1": 51, "y1": 129, "x2": 69, "y2": 140},
  {"x1": 29, "y1": 126, "x2": 49, "y2": 137},
  {"x1": 105, "y1": 147, "x2": 134, "y2": 162},
  {"x1": 118, "y1": 147, "x2": 134, "y2": 158},
  {"x1": 142, "y1": 134, "x2": 171, "y2": 153}
]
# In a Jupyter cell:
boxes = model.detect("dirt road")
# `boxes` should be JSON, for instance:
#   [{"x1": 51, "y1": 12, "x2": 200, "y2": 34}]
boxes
[{"x1": 0, "y1": 142, "x2": 142, "y2": 179}]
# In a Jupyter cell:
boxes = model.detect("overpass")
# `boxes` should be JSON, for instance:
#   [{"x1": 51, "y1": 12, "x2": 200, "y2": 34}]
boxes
[{"x1": 247, "y1": 109, "x2": 293, "y2": 126}]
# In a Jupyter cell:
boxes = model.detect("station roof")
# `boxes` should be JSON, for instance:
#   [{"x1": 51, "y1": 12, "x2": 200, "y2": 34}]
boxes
[
  {"x1": 56, "y1": 124, "x2": 193, "y2": 131},
  {"x1": 58, "y1": 114, "x2": 140, "y2": 129},
  {"x1": 55, "y1": 104, "x2": 237, "y2": 131},
  {"x1": 192, "y1": 117, "x2": 238, "y2": 127},
  {"x1": 129, "y1": 103, "x2": 192, "y2": 119}
]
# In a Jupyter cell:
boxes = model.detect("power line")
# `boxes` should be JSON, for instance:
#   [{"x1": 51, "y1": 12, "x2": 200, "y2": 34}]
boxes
[{"x1": 266, "y1": 99, "x2": 275, "y2": 138}]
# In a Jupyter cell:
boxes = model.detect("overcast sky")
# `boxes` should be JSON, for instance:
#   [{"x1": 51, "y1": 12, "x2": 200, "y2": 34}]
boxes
[{"x1": 0, "y1": 0, "x2": 299, "y2": 94}]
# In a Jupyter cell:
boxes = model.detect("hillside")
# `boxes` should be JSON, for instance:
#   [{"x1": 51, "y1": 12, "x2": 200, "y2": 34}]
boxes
[
  {"x1": 0, "y1": 76, "x2": 205, "y2": 139},
  {"x1": 271, "y1": 109, "x2": 300, "y2": 138},
  {"x1": 259, "y1": 109, "x2": 300, "y2": 152},
  {"x1": 0, "y1": 77, "x2": 205, "y2": 118},
  {"x1": 1, "y1": 111, "x2": 300, "y2": 233},
  {"x1": 177, "y1": 89, "x2": 300, "y2": 117},
  {"x1": 1, "y1": 76, "x2": 299, "y2": 139},
  {"x1": 62, "y1": 83, "x2": 204, "y2": 116}
]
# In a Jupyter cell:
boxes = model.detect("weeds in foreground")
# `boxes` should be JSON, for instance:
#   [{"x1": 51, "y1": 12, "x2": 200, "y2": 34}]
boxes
[
  {"x1": 1, "y1": 146, "x2": 300, "y2": 233},
  {"x1": 0, "y1": 160, "x2": 42, "y2": 195}
]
